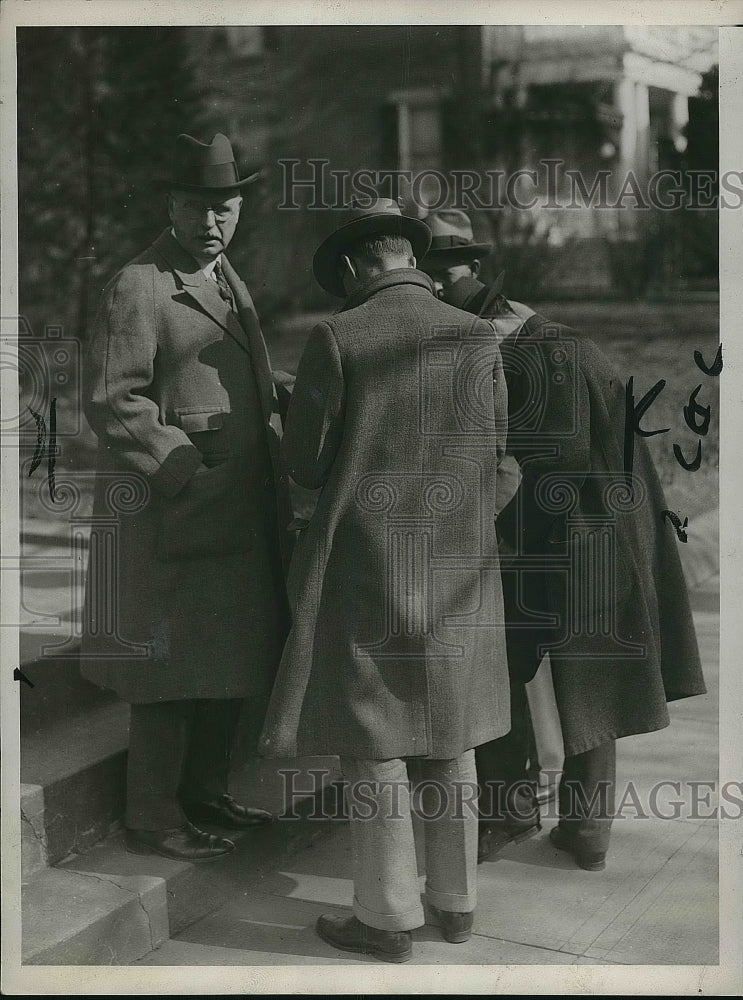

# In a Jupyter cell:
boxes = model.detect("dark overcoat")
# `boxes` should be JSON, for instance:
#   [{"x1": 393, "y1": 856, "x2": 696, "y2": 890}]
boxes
[
  {"x1": 80, "y1": 230, "x2": 289, "y2": 703},
  {"x1": 258, "y1": 269, "x2": 512, "y2": 760},
  {"x1": 449, "y1": 279, "x2": 706, "y2": 756}
]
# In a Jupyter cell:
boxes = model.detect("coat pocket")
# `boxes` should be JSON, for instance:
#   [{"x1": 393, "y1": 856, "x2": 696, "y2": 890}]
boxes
[
  {"x1": 155, "y1": 462, "x2": 256, "y2": 562},
  {"x1": 172, "y1": 407, "x2": 230, "y2": 466}
]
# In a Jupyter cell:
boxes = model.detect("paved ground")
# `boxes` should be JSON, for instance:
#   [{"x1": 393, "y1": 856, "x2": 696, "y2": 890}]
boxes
[{"x1": 136, "y1": 578, "x2": 719, "y2": 969}]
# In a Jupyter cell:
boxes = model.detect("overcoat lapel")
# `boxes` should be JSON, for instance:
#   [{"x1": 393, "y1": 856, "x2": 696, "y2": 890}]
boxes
[
  {"x1": 220, "y1": 255, "x2": 275, "y2": 424},
  {"x1": 152, "y1": 230, "x2": 274, "y2": 423},
  {"x1": 152, "y1": 231, "x2": 254, "y2": 357}
]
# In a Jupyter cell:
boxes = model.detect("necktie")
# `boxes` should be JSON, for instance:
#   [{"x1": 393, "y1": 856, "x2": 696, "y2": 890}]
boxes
[{"x1": 213, "y1": 259, "x2": 235, "y2": 311}]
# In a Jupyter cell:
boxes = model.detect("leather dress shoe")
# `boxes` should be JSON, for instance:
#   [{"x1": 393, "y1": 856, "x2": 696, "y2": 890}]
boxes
[
  {"x1": 549, "y1": 824, "x2": 606, "y2": 871},
  {"x1": 428, "y1": 905, "x2": 474, "y2": 943},
  {"x1": 126, "y1": 822, "x2": 235, "y2": 862},
  {"x1": 477, "y1": 818, "x2": 541, "y2": 862},
  {"x1": 182, "y1": 793, "x2": 274, "y2": 830},
  {"x1": 315, "y1": 914, "x2": 412, "y2": 963}
]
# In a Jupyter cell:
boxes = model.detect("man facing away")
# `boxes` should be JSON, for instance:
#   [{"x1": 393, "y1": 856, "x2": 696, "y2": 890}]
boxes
[
  {"x1": 81, "y1": 133, "x2": 291, "y2": 862},
  {"x1": 258, "y1": 199, "x2": 512, "y2": 962},
  {"x1": 420, "y1": 209, "x2": 706, "y2": 871}
]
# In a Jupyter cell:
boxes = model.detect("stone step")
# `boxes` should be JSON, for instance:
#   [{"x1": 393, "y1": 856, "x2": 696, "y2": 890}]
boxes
[
  {"x1": 21, "y1": 700, "x2": 130, "y2": 867},
  {"x1": 19, "y1": 678, "x2": 341, "y2": 876},
  {"x1": 22, "y1": 865, "x2": 169, "y2": 966},
  {"x1": 21, "y1": 784, "x2": 48, "y2": 881},
  {"x1": 23, "y1": 764, "x2": 344, "y2": 965}
]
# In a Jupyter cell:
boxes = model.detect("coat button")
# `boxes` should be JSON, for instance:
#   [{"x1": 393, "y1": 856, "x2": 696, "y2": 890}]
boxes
[{"x1": 263, "y1": 476, "x2": 273, "y2": 489}]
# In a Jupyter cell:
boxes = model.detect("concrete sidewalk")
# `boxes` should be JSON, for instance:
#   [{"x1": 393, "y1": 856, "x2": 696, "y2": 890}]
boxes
[{"x1": 137, "y1": 582, "x2": 719, "y2": 968}]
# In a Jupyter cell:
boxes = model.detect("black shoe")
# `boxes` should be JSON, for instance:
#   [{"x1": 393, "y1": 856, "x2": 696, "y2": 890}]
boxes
[
  {"x1": 315, "y1": 914, "x2": 412, "y2": 964},
  {"x1": 183, "y1": 793, "x2": 274, "y2": 830},
  {"x1": 549, "y1": 824, "x2": 606, "y2": 872},
  {"x1": 126, "y1": 822, "x2": 235, "y2": 862},
  {"x1": 477, "y1": 816, "x2": 541, "y2": 863},
  {"x1": 428, "y1": 905, "x2": 474, "y2": 943}
]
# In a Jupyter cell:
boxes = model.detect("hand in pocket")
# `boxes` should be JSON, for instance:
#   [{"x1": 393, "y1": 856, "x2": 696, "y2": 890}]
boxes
[{"x1": 156, "y1": 462, "x2": 254, "y2": 562}]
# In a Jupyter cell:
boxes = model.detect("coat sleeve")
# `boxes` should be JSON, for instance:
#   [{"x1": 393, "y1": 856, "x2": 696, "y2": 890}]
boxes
[
  {"x1": 281, "y1": 321, "x2": 345, "y2": 490},
  {"x1": 505, "y1": 326, "x2": 591, "y2": 477},
  {"x1": 497, "y1": 323, "x2": 592, "y2": 546},
  {"x1": 84, "y1": 265, "x2": 204, "y2": 498},
  {"x1": 492, "y1": 336, "x2": 519, "y2": 514}
]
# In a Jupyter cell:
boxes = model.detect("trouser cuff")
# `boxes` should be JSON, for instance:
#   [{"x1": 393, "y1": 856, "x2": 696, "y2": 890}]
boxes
[
  {"x1": 352, "y1": 895, "x2": 424, "y2": 932},
  {"x1": 425, "y1": 887, "x2": 477, "y2": 913}
]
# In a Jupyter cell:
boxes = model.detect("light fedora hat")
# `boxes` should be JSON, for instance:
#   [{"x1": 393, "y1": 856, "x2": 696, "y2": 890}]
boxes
[
  {"x1": 313, "y1": 197, "x2": 432, "y2": 298},
  {"x1": 160, "y1": 132, "x2": 260, "y2": 192},
  {"x1": 420, "y1": 209, "x2": 492, "y2": 267}
]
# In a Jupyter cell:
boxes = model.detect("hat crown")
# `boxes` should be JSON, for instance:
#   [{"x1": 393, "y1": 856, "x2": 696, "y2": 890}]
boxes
[
  {"x1": 312, "y1": 198, "x2": 432, "y2": 297},
  {"x1": 426, "y1": 209, "x2": 476, "y2": 243},
  {"x1": 175, "y1": 132, "x2": 236, "y2": 169},
  {"x1": 167, "y1": 132, "x2": 255, "y2": 191},
  {"x1": 341, "y1": 197, "x2": 405, "y2": 225}
]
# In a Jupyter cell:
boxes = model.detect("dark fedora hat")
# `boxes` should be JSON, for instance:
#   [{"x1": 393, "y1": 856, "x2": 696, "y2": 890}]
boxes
[
  {"x1": 313, "y1": 197, "x2": 432, "y2": 297},
  {"x1": 419, "y1": 209, "x2": 492, "y2": 268},
  {"x1": 160, "y1": 133, "x2": 260, "y2": 192}
]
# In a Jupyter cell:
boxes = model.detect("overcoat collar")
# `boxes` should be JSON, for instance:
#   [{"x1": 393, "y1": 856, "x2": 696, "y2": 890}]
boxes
[
  {"x1": 152, "y1": 229, "x2": 250, "y2": 348},
  {"x1": 340, "y1": 268, "x2": 436, "y2": 312},
  {"x1": 152, "y1": 229, "x2": 274, "y2": 423},
  {"x1": 445, "y1": 276, "x2": 505, "y2": 318}
]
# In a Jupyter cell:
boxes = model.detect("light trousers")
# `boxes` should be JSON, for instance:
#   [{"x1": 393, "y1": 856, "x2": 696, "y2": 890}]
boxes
[{"x1": 340, "y1": 751, "x2": 479, "y2": 932}]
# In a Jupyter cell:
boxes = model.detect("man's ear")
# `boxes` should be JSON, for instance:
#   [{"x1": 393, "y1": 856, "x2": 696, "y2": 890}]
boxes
[
  {"x1": 470, "y1": 259, "x2": 481, "y2": 277},
  {"x1": 166, "y1": 193, "x2": 175, "y2": 222}
]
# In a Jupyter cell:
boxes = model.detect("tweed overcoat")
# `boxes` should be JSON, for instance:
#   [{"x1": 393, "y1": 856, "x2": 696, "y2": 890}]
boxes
[
  {"x1": 259, "y1": 269, "x2": 511, "y2": 760},
  {"x1": 80, "y1": 229, "x2": 290, "y2": 703},
  {"x1": 451, "y1": 279, "x2": 705, "y2": 756}
]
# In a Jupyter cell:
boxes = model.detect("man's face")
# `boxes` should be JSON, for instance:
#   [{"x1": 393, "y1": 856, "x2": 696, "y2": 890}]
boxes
[
  {"x1": 424, "y1": 261, "x2": 478, "y2": 299},
  {"x1": 168, "y1": 189, "x2": 243, "y2": 263}
]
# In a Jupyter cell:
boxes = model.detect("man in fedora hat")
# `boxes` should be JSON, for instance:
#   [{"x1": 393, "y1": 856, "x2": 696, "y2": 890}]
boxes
[
  {"x1": 421, "y1": 208, "x2": 560, "y2": 852},
  {"x1": 258, "y1": 198, "x2": 512, "y2": 962},
  {"x1": 421, "y1": 209, "x2": 705, "y2": 872},
  {"x1": 82, "y1": 133, "x2": 292, "y2": 862}
]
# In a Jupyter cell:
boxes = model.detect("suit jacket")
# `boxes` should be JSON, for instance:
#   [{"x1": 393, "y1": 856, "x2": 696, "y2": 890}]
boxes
[
  {"x1": 81, "y1": 229, "x2": 289, "y2": 704},
  {"x1": 259, "y1": 269, "x2": 511, "y2": 759}
]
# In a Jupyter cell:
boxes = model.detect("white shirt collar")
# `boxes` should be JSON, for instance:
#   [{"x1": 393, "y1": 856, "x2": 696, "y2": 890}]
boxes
[{"x1": 170, "y1": 228, "x2": 221, "y2": 278}]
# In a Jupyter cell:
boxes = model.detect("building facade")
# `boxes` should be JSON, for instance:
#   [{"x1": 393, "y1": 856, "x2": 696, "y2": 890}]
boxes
[{"x1": 183, "y1": 25, "x2": 718, "y2": 309}]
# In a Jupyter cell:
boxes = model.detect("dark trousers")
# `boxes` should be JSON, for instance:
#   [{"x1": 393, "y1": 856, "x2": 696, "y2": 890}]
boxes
[
  {"x1": 125, "y1": 698, "x2": 242, "y2": 830},
  {"x1": 557, "y1": 740, "x2": 615, "y2": 854},
  {"x1": 476, "y1": 643, "x2": 616, "y2": 853}
]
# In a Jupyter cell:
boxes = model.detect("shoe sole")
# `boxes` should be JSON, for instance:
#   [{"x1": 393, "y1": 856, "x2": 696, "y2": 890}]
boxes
[
  {"x1": 549, "y1": 829, "x2": 606, "y2": 872},
  {"x1": 315, "y1": 925, "x2": 412, "y2": 964},
  {"x1": 125, "y1": 840, "x2": 235, "y2": 863},
  {"x1": 185, "y1": 818, "x2": 272, "y2": 830},
  {"x1": 477, "y1": 822, "x2": 541, "y2": 863},
  {"x1": 441, "y1": 931, "x2": 472, "y2": 944},
  {"x1": 427, "y1": 907, "x2": 473, "y2": 943}
]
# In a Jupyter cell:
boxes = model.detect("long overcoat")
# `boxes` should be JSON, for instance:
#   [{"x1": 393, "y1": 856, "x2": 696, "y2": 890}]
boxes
[
  {"x1": 80, "y1": 230, "x2": 290, "y2": 704},
  {"x1": 448, "y1": 279, "x2": 705, "y2": 756},
  {"x1": 258, "y1": 269, "x2": 512, "y2": 760}
]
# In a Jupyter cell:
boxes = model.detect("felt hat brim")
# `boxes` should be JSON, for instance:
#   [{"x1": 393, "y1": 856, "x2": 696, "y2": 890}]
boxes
[
  {"x1": 420, "y1": 242, "x2": 493, "y2": 269},
  {"x1": 313, "y1": 213, "x2": 432, "y2": 298}
]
